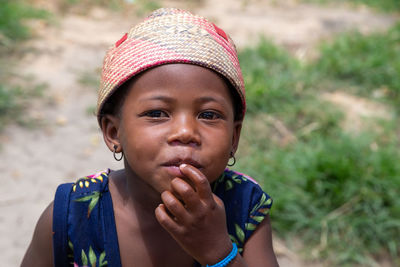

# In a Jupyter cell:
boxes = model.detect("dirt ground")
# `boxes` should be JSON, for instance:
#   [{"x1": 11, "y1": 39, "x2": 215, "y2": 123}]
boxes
[{"x1": 0, "y1": 0, "x2": 398, "y2": 266}]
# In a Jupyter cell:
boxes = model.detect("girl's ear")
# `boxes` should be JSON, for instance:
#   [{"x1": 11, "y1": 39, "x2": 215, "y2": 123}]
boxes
[
  {"x1": 101, "y1": 115, "x2": 122, "y2": 153},
  {"x1": 231, "y1": 121, "x2": 242, "y2": 154}
]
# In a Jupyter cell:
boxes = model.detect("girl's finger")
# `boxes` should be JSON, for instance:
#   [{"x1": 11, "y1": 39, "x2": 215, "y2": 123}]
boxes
[
  {"x1": 155, "y1": 203, "x2": 183, "y2": 235},
  {"x1": 171, "y1": 177, "x2": 202, "y2": 211},
  {"x1": 179, "y1": 164, "x2": 214, "y2": 204},
  {"x1": 160, "y1": 190, "x2": 190, "y2": 223}
]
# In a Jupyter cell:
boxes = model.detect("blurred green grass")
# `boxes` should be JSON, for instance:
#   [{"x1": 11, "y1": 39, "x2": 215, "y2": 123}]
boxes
[
  {"x1": 236, "y1": 21, "x2": 400, "y2": 266},
  {"x1": 313, "y1": 23, "x2": 400, "y2": 110},
  {"x1": 0, "y1": 0, "x2": 47, "y2": 43},
  {"x1": 0, "y1": 0, "x2": 48, "y2": 131}
]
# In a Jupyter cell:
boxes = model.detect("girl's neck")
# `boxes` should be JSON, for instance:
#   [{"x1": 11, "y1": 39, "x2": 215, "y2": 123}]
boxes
[{"x1": 109, "y1": 168, "x2": 162, "y2": 221}]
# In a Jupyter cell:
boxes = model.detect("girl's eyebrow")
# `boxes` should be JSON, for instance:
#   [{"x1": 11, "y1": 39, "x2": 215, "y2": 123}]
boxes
[
  {"x1": 140, "y1": 95, "x2": 228, "y2": 106},
  {"x1": 195, "y1": 96, "x2": 228, "y2": 106},
  {"x1": 141, "y1": 95, "x2": 175, "y2": 103}
]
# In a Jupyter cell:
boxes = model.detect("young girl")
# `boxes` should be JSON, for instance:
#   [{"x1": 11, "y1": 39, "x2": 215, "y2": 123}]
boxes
[{"x1": 21, "y1": 8, "x2": 279, "y2": 267}]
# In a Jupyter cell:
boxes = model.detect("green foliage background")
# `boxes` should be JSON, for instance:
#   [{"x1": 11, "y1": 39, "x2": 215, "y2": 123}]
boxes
[
  {"x1": 0, "y1": 0, "x2": 48, "y2": 131},
  {"x1": 237, "y1": 22, "x2": 400, "y2": 266},
  {"x1": 0, "y1": 0, "x2": 48, "y2": 43}
]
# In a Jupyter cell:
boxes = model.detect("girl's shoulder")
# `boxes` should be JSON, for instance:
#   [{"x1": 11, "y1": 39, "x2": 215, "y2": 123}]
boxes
[
  {"x1": 213, "y1": 169, "x2": 273, "y2": 253},
  {"x1": 213, "y1": 168, "x2": 272, "y2": 204},
  {"x1": 215, "y1": 168, "x2": 263, "y2": 187},
  {"x1": 69, "y1": 169, "x2": 111, "y2": 196},
  {"x1": 53, "y1": 169, "x2": 111, "y2": 207},
  {"x1": 53, "y1": 169, "x2": 119, "y2": 267}
]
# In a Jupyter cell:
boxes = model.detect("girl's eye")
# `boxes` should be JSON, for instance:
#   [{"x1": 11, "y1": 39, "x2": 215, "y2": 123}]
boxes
[
  {"x1": 142, "y1": 110, "x2": 168, "y2": 118},
  {"x1": 198, "y1": 111, "x2": 221, "y2": 120}
]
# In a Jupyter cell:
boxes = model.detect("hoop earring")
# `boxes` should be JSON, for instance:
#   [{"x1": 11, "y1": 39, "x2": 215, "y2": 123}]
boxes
[
  {"x1": 113, "y1": 145, "x2": 123, "y2": 161},
  {"x1": 227, "y1": 152, "x2": 236, "y2": 167}
]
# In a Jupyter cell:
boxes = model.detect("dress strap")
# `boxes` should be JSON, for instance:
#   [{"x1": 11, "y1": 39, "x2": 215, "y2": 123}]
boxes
[
  {"x1": 53, "y1": 182, "x2": 73, "y2": 267},
  {"x1": 102, "y1": 181, "x2": 123, "y2": 267}
]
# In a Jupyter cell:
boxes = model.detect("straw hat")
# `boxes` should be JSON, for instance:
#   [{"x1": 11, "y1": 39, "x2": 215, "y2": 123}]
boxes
[{"x1": 97, "y1": 8, "x2": 246, "y2": 123}]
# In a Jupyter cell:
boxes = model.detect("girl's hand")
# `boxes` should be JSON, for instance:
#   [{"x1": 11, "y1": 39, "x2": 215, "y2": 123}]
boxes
[{"x1": 155, "y1": 164, "x2": 233, "y2": 265}]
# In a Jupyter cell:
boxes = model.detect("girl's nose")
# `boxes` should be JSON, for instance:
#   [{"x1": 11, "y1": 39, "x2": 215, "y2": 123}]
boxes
[{"x1": 167, "y1": 115, "x2": 201, "y2": 146}]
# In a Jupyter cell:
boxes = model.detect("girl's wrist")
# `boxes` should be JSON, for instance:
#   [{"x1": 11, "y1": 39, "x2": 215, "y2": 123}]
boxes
[
  {"x1": 205, "y1": 243, "x2": 238, "y2": 267},
  {"x1": 201, "y1": 242, "x2": 238, "y2": 267}
]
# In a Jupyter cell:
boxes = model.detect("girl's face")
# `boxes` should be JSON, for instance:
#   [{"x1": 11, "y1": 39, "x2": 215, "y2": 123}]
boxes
[{"x1": 104, "y1": 63, "x2": 242, "y2": 193}]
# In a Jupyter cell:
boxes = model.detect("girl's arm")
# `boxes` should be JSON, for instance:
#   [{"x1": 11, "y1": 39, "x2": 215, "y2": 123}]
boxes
[
  {"x1": 191, "y1": 215, "x2": 279, "y2": 267},
  {"x1": 233, "y1": 215, "x2": 279, "y2": 266},
  {"x1": 20, "y1": 202, "x2": 54, "y2": 267}
]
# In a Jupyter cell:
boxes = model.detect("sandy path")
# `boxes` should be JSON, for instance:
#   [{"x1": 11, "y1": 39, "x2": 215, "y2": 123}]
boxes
[{"x1": 0, "y1": 1, "x2": 397, "y2": 266}]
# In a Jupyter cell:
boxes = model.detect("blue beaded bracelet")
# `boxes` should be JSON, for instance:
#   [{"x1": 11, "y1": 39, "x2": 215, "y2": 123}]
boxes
[{"x1": 205, "y1": 243, "x2": 238, "y2": 267}]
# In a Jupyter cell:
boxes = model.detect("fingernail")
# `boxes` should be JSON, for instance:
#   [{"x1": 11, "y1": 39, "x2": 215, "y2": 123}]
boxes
[{"x1": 179, "y1": 163, "x2": 187, "y2": 169}]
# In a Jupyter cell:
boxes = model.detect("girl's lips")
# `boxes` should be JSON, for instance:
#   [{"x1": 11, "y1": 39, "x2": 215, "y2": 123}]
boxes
[
  {"x1": 162, "y1": 165, "x2": 197, "y2": 190},
  {"x1": 163, "y1": 165, "x2": 185, "y2": 177},
  {"x1": 161, "y1": 158, "x2": 203, "y2": 169},
  {"x1": 161, "y1": 157, "x2": 204, "y2": 179}
]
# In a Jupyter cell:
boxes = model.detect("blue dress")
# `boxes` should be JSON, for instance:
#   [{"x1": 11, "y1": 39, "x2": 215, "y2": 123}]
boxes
[{"x1": 53, "y1": 169, "x2": 273, "y2": 267}]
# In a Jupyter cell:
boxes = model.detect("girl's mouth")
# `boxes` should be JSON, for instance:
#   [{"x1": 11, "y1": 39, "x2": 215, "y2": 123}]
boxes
[
  {"x1": 163, "y1": 165, "x2": 184, "y2": 177},
  {"x1": 161, "y1": 157, "x2": 203, "y2": 169},
  {"x1": 161, "y1": 157, "x2": 203, "y2": 177}
]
